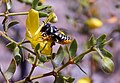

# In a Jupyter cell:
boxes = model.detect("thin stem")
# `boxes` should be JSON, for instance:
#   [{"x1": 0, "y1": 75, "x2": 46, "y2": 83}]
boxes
[
  {"x1": 93, "y1": 48, "x2": 104, "y2": 59},
  {"x1": 15, "y1": 72, "x2": 53, "y2": 83},
  {"x1": 56, "y1": 47, "x2": 93, "y2": 73},
  {"x1": 20, "y1": 40, "x2": 30, "y2": 45},
  {"x1": 73, "y1": 47, "x2": 94, "y2": 61},
  {"x1": 24, "y1": 52, "x2": 39, "y2": 82},
  {"x1": 20, "y1": 45, "x2": 36, "y2": 55},
  {"x1": 75, "y1": 63, "x2": 87, "y2": 75},
  {"x1": 30, "y1": 71, "x2": 53, "y2": 80},
  {"x1": 0, "y1": 12, "x2": 28, "y2": 16},
  {"x1": 104, "y1": 38, "x2": 112, "y2": 45},
  {"x1": 0, "y1": 12, "x2": 48, "y2": 17},
  {"x1": 0, "y1": 31, "x2": 17, "y2": 44},
  {"x1": 0, "y1": 67, "x2": 9, "y2": 83},
  {"x1": 56, "y1": 61, "x2": 70, "y2": 73}
]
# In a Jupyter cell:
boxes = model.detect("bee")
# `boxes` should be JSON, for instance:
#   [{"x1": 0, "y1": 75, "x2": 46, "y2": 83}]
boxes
[{"x1": 40, "y1": 23, "x2": 72, "y2": 44}]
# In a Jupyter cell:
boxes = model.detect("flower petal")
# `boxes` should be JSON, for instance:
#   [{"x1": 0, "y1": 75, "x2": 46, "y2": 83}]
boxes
[
  {"x1": 26, "y1": 9, "x2": 39, "y2": 36},
  {"x1": 40, "y1": 41, "x2": 52, "y2": 56}
]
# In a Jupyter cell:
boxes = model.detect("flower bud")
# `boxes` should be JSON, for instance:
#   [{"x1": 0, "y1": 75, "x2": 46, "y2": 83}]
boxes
[
  {"x1": 77, "y1": 77, "x2": 91, "y2": 83},
  {"x1": 50, "y1": 13, "x2": 58, "y2": 23},
  {"x1": 101, "y1": 57, "x2": 114, "y2": 73},
  {"x1": 85, "y1": 18, "x2": 103, "y2": 29}
]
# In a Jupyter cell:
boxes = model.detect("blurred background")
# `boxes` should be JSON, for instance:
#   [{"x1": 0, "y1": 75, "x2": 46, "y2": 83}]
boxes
[{"x1": 0, "y1": 0, "x2": 120, "y2": 83}]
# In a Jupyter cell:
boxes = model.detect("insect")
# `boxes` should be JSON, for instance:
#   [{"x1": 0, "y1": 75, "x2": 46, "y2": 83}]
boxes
[{"x1": 40, "y1": 23, "x2": 72, "y2": 44}]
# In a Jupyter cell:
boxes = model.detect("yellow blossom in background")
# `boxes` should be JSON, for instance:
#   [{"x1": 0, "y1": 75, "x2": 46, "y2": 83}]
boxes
[
  {"x1": 77, "y1": 77, "x2": 91, "y2": 83},
  {"x1": 39, "y1": 0, "x2": 45, "y2": 4},
  {"x1": 85, "y1": 17, "x2": 103, "y2": 29},
  {"x1": 26, "y1": 9, "x2": 52, "y2": 56}
]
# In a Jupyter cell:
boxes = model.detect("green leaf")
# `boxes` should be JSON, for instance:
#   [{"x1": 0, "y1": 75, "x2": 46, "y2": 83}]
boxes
[
  {"x1": 69, "y1": 39, "x2": 77, "y2": 58},
  {"x1": 8, "y1": 20, "x2": 19, "y2": 29},
  {"x1": 27, "y1": 54, "x2": 35, "y2": 64},
  {"x1": 53, "y1": 46, "x2": 64, "y2": 67},
  {"x1": 55, "y1": 75, "x2": 74, "y2": 83},
  {"x1": 13, "y1": 46, "x2": 22, "y2": 65},
  {"x1": 36, "y1": 61, "x2": 50, "y2": 70},
  {"x1": 32, "y1": 0, "x2": 39, "y2": 9},
  {"x1": 4, "y1": 58, "x2": 16, "y2": 80},
  {"x1": 35, "y1": 43, "x2": 40, "y2": 52},
  {"x1": 96, "y1": 34, "x2": 106, "y2": 46},
  {"x1": 36, "y1": 5, "x2": 52, "y2": 11},
  {"x1": 63, "y1": 76, "x2": 75, "y2": 83},
  {"x1": 75, "y1": 53, "x2": 86, "y2": 63},
  {"x1": 54, "y1": 75, "x2": 65, "y2": 83},
  {"x1": 14, "y1": 55, "x2": 21, "y2": 65},
  {"x1": 65, "y1": 46, "x2": 70, "y2": 57},
  {"x1": 6, "y1": 0, "x2": 12, "y2": 10},
  {"x1": 6, "y1": 42, "x2": 16, "y2": 50},
  {"x1": 100, "y1": 48, "x2": 112, "y2": 58},
  {"x1": 88, "y1": 35, "x2": 96, "y2": 47},
  {"x1": 39, "y1": 12, "x2": 48, "y2": 17},
  {"x1": 39, "y1": 55, "x2": 47, "y2": 63},
  {"x1": 17, "y1": 0, "x2": 33, "y2": 5}
]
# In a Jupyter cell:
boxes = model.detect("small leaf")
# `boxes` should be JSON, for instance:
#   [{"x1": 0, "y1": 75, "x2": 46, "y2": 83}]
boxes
[
  {"x1": 96, "y1": 34, "x2": 106, "y2": 45},
  {"x1": 39, "y1": 12, "x2": 48, "y2": 17},
  {"x1": 100, "y1": 48, "x2": 112, "y2": 58},
  {"x1": 6, "y1": 42, "x2": 16, "y2": 50},
  {"x1": 69, "y1": 39, "x2": 77, "y2": 58},
  {"x1": 27, "y1": 54, "x2": 35, "y2": 64},
  {"x1": 53, "y1": 46, "x2": 64, "y2": 67},
  {"x1": 4, "y1": 58, "x2": 16, "y2": 80},
  {"x1": 54, "y1": 75, "x2": 65, "y2": 83},
  {"x1": 36, "y1": 61, "x2": 50, "y2": 70},
  {"x1": 63, "y1": 76, "x2": 75, "y2": 83},
  {"x1": 14, "y1": 55, "x2": 21, "y2": 65},
  {"x1": 13, "y1": 46, "x2": 22, "y2": 65},
  {"x1": 88, "y1": 35, "x2": 96, "y2": 47},
  {"x1": 36, "y1": 5, "x2": 52, "y2": 11},
  {"x1": 8, "y1": 20, "x2": 19, "y2": 29},
  {"x1": 17, "y1": 0, "x2": 33, "y2": 5},
  {"x1": 35, "y1": 43, "x2": 40, "y2": 52},
  {"x1": 32, "y1": 0, "x2": 39, "y2": 9},
  {"x1": 65, "y1": 46, "x2": 70, "y2": 58},
  {"x1": 75, "y1": 53, "x2": 86, "y2": 63},
  {"x1": 6, "y1": 0, "x2": 12, "y2": 10},
  {"x1": 39, "y1": 55, "x2": 47, "y2": 63}
]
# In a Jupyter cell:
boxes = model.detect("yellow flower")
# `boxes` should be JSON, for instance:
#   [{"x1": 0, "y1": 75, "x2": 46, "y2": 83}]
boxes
[
  {"x1": 77, "y1": 77, "x2": 91, "y2": 83},
  {"x1": 26, "y1": 9, "x2": 53, "y2": 56},
  {"x1": 85, "y1": 18, "x2": 103, "y2": 29},
  {"x1": 39, "y1": 0, "x2": 45, "y2": 4}
]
